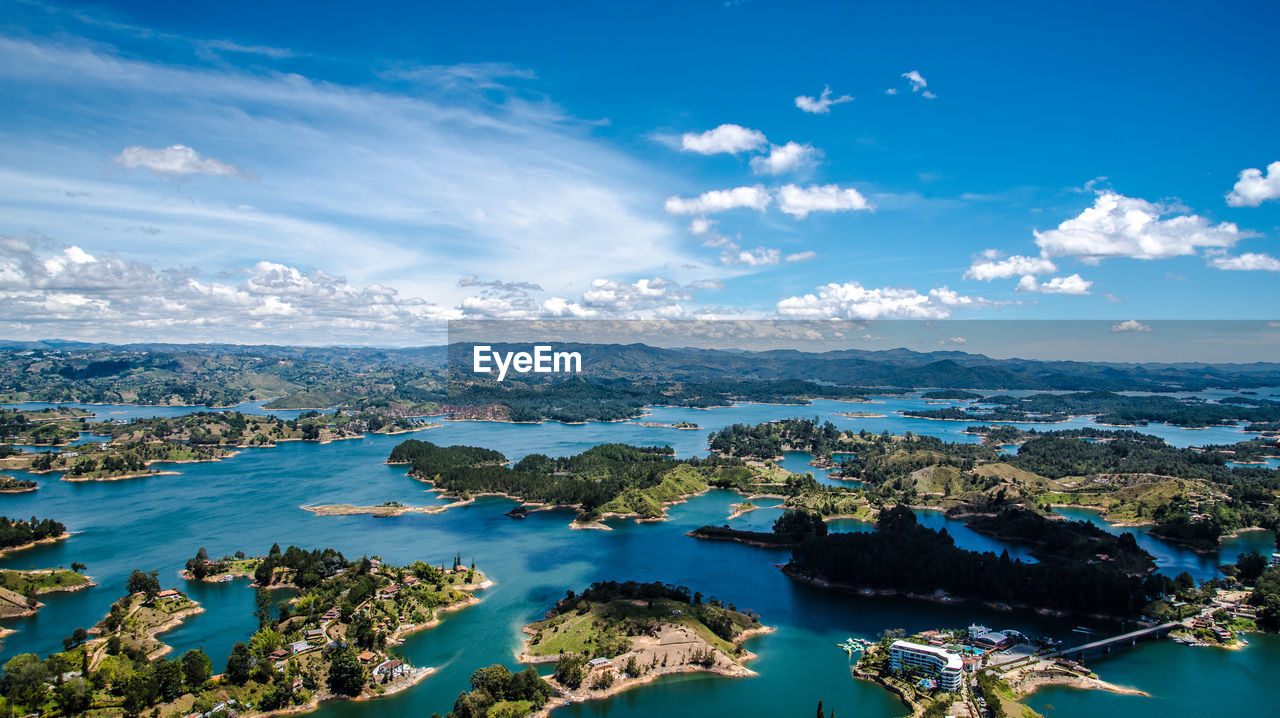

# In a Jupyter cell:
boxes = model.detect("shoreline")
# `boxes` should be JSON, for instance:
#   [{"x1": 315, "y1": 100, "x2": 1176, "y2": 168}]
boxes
[{"x1": 0, "y1": 533, "x2": 70, "y2": 558}]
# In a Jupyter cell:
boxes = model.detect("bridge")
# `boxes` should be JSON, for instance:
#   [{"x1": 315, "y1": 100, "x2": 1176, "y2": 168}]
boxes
[{"x1": 1045, "y1": 621, "x2": 1182, "y2": 660}]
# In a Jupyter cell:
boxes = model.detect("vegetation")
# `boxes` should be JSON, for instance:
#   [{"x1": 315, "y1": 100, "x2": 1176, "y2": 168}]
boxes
[
  {"x1": 439, "y1": 665, "x2": 552, "y2": 718},
  {"x1": 394, "y1": 439, "x2": 784, "y2": 521},
  {"x1": 907, "y1": 390, "x2": 1280, "y2": 428},
  {"x1": 0, "y1": 515, "x2": 66, "y2": 551},
  {"x1": 0, "y1": 548, "x2": 487, "y2": 716},
  {"x1": 789, "y1": 507, "x2": 1160, "y2": 617}
]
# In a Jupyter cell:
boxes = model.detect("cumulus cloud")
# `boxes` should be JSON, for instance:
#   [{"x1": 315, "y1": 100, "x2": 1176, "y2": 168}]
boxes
[
  {"x1": 680, "y1": 124, "x2": 767, "y2": 155},
  {"x1": 784, "y1": 250, "x2": 817, "y2": 262},
  {"x1": 794, "y1": 85, "x2": 853, "y2": 114},
  {"x1": 0, "y1": 237, "x2": 459, "y2": 341},
  {"x1": 776, "y1": 281, "x2": 992, "y2": 319},
  {"x1": 964, "y1": 251, "x2": 1057, "y2": 281},
  {"x1": 750, "y1": 142, "x2": 820, "y2": 176},
  {"x1": 776, "y1": 184, "x2": 872, "y2": 218},
  {"x1": 664, "y1": 186, "x2": 771, "y2": 215},
  {"x1": 113, "y1": 144, "x2": 249, "y2": 179},
  {"x1": 1111, "y1": 319, "x2": 1151, "y2": 333},
  {"x1": 1225, "y1": 161, "x2": 1280, "y2": 207},
  {"x1": 1206, "y1": 252, "x2": 1280, "y2": 272},
  {"x1": 1034, "y1": 192, "x2": 1242, "y2": 263},
  {"x1": 1014, "y1": 273, "x2": 1093, "y2": 295},
  {"x1": 940, "y1": 336, "x2": 966, "y2": 346}
]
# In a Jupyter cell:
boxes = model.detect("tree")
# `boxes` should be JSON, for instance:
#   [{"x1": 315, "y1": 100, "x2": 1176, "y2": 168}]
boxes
[
  {"x1": 154, "y1": 659, "x2": 185, "y2": 701},
  {"x1": 55, "y1": 676, "x2": 93, "y2": 714},
  {"x1": 1, "y1": 653, "x2": 49, "y2": 709},
  {"x1": 181, "y1": 648, "x2": 212, "y2": 689},
  {"x1": 126, "y1": 568, "x2": 161, "y2": 602},
  {"x1": 224, "y1": 642, "x2": 255, "y2": 685},
  {"x1": 70, "y1": 561, "x2": 87, "y2": 573},
  {"x1": 553, "y1": 653, "x2": 586, "y2": 689},
  {"x1": 327, "y1": 645, "x2": 365, "y2": 696},
  {"x1": 469, "y1": 664, "x2": 512, "y2": 701}
]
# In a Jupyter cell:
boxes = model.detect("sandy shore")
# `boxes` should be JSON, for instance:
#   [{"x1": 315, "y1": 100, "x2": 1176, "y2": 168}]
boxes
[
  {"x1": 62, "y1": 470, "x2": 181, "y2": 482},
  {"x1": 0, "y1": 533, "x2": 71, "y2": 558},
  {"x1": 301, "y1": 503, "x2": 457, "y2": 517}
]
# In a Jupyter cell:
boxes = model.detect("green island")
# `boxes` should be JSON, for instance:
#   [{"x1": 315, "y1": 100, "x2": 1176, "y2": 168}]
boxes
[
  {"x1": 0, "y1": 548, "x2": 488, "y2": 716},
  {"x1": 0, "y1": 567, "x2": 93, "y2": 620},
  {"x1": 0, "y1": 406, "x2": 95, "y2": 446},
  {"x1": 432, "y1": 580, "x2": 768, "y2": 718},
  {"x1": 0, "y1": 409, "x2": 439, "y2": 482},
  {"x1": 386, "y1": 439, "x2": 813, "y2": 526},
  {"x1": 708, "y1": 419, "x2": 1279, "y2": 552},
  {"x1": 0, "y1": 474, "x2": 38, "y2": 492},
  {"x1": 902, "y1": 390, "x2": 1280, "y2": 428}
]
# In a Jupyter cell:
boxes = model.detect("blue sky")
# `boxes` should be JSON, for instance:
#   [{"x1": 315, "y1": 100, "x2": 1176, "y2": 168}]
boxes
[{"x1": 0, "y1": 0, "x2": 1278, "y2": 345}]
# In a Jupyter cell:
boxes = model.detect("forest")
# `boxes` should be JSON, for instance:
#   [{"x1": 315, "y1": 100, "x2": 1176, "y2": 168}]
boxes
[
  {"x1": 789, "y1": 507, "x2": 1156, "y2": 616},
  {"x1": 0, "y1": 515, "x2": 66, "y2": 550},
  {"x1": 391, "y1": 439, "x2": 760, "y2": 520}
]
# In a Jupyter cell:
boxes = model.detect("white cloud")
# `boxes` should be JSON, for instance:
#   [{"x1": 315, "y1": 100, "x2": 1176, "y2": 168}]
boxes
[
  {"x1": 1014, "y1": 273, "x2": 1093, "y2": 295},
  {"x1": 794, "y1": 85, "x2": 853, "y2": 114},
  {"x1": 1225, "y1": 161, "x2": 1280, "y2": 207},
  {"x1": 1206, "y1": 252, "x2": 1280, "y2": 272},
  {"x1": 664, "y1": 186, "x2": 771, "y2": 215},
  {"x1": 724, "y1": 247, "x2": 781, "y2": 267},
  {"x1": 940, "y1": 336, "x2": 966, "y2": 346},
  {"x1": 1034, "y1": 192, "x2": 1242, "y2": 263},
  {"x1": 964, "y1": 251, "x2": 1057, "y2": 280},
  {"x1": 0, "y1": 237, "x2": 460, "y2": 341},
  {"x1": 680, "y1": 124, "x2": 767, "y2": 155},
  {"x1": 1111, "y1": 319, "x2": 1151, "y2": 333},
  {"x1": 750, "y1": 142, "x2": 820, "y2": 176},
  {"x1": 688, "y1": 218, "x2": 715, "y2": 235},
  {"x1": 0, "y1": 35, "x2": 697, "y2": 324},
  {"x1": 901, "y1": 70, "x2": 930, "y2": 93},
  {"x1": 921, "y1": 90, "x2": 937, "y2": 99},
  {"x1": 884, "y1": 88, "x2": 898, "y2": 95},
  {"x1": 784, "y1": 250, "x2": 817, "y2": 263},
  {"x1": 776, "y1": 184, "x2": 872, "y2": 218},
  {"x1": 776, "y1": 281, "x2": 991, "y2": 319},
  {"x1": 114, "y1": 144, "x2": 249, "y2": 178}
]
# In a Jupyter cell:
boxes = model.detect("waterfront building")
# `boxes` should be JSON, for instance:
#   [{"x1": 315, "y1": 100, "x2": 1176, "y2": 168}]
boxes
[{"x1": 889, "y1": 640, "x2": 963, "y2": 692}]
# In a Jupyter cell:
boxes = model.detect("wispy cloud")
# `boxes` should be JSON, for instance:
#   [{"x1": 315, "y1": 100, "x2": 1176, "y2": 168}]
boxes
[{"x1": 794, "y1": 85, "x2": 853, "y2": 114}]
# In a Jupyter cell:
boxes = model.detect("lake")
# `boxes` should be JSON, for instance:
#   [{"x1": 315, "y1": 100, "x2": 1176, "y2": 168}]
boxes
[{"x1": 0, "y1": 394, "x2": 1275, "y2": 717}]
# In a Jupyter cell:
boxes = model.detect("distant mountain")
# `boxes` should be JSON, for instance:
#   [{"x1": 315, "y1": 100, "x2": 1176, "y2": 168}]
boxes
[{"x1": 448, "y1": 342, "x2": 1280, "y2": 391}]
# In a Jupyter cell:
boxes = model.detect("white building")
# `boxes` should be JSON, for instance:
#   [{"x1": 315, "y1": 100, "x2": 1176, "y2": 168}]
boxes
[{"x1": 889, "y1": 640, "x2": 963, "y2": 692}]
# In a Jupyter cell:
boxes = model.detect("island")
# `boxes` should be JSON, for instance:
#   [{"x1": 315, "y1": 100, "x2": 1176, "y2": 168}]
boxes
[
  {"x1": 0, "y1": 548, "x2": 489, "y2": 716},
  {"x1": 0, "y1": 567, "x2": 94, "y2": 619},
  {"x1": 382, "y1": 439, "x2": 807, "y2": 527},
  {"x1": 486, "y1": 580, "x2": 768, "y2": 717}
]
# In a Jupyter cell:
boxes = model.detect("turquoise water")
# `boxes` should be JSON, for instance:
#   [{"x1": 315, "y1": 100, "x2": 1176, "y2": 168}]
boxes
[{"x1": 0, "y1": 397, "x2": 1274, "y2": 716}]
